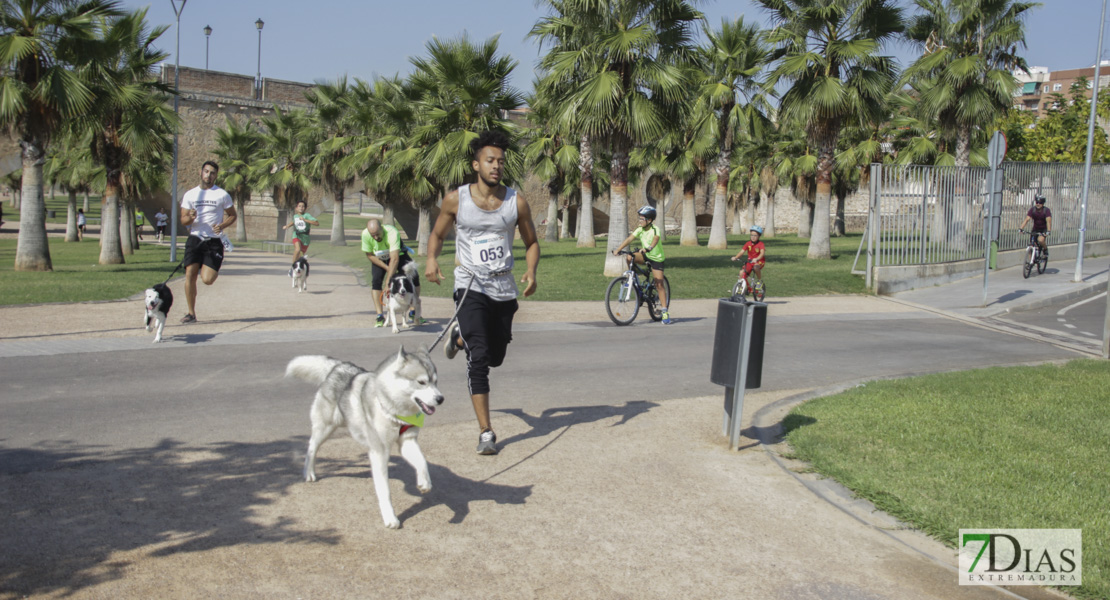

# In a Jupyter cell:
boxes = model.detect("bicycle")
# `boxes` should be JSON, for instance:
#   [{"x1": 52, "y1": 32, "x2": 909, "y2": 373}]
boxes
[
  {"x1": 1019, "y1": 229, "x2": 1048, "y2": 279},
  {"x1": 605, "y1": 249, "x2": 671, "y2": 326},
  {"x1": 730, "y1": 258, "x2": 766, "y2": 302}
]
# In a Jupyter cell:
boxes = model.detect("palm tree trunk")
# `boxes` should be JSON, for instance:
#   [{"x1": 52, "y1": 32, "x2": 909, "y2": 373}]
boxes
[
  {"x1": 604, "y1": 148, "x2": 631, "y2": 276},
  {"x1": 14, "y1": 143, "x2": 52, "y2": 271},
  {"x1": 330, "y1": 186, "x2": 347, "y2": 246},
  {"x1": 83, "y1": 191, "x2": 89, "y2": 213},
  {"x1": 807, "y1": 135, "x2": 835, "y2": 260},
  {"x1": 745, "y1": 193, "x2": 756, "y2": 233},
  {"x1": 955, "y1": 125, "x2": 972, "y2": 168},
  {"x1": 235, "y1": 193, "x2": 248, "y2": 242},
  {"x1": 120, "y1": 200, "x2": 135, "y2": 255},
  {"x1": 797, "y1": 175, "x2": 813, "y2": 238},
  {"x1": 560, "y1": 202, "x2": 570, "y2": 239},
  {"x1": 577, "y1": 135, "x2": 595, "y2": 248},
  {"x1": 680, "y1": 177, "x2": 698, "y2": 246},
  {"x1": 417, "y1": 200, "x2": 432, "y2": 257},
  {"x1": 764, "y1": 186, "x2": 776, "y2": 238},
  {"x1": 834, "y1": 191, "x2": 847, "y2": 237},
  {"x1": 545, "y1": 187, "x2": 559, "y2": 242},
  {"x1": 65, "y1": 190, "x2": 79, "y2": 242},
  {"x1": 708, "y1": 155, "x2": 730, "y2": 249},
  {"x1": 99, "y1": 183, "x2": 124, "y2": 265}
]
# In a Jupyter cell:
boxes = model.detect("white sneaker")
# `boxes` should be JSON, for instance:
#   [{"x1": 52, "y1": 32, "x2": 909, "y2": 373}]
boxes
[
  {"x1": 476, "y1": 429, "x2": 498, "y2": 455},
  {"x1": 444, "y1": 322, "x2": 462, "y2": 359}
]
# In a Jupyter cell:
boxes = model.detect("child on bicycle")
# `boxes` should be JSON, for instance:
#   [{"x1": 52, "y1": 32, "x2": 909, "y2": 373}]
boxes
[
  {"x1": 731, "y1": 226, "x2": 765, "y2": 294},
  {"x1": 612, "y1": 205, "x2": 670, "y2": 324}
]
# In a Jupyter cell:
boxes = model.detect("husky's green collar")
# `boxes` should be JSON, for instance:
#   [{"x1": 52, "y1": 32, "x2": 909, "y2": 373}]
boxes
[{"x1": 395, "y1": 413, "x2": 424, "y2": 429}]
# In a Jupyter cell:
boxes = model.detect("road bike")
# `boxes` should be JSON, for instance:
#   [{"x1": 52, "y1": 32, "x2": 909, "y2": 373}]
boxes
[
  {"x1": 605, "y1": 249, "x2": 671, "y2": 326},
  {"x1": 1019, "y1": 230, "x2": 1048, "y2": 279},
  {"x1": 731, "y1": 259, "x2": 766, "y2": 302}
]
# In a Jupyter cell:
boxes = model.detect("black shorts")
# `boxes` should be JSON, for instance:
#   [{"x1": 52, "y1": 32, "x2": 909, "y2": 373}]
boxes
[
  {"x1": 371, "y1": 253, "x2": 417, "y2": 290},
  {"x1": 644, "y1": 257, "x2": 665, "y2": 272},
  {"x1": 183, "y1": 236, "x2": 225, "y2": 271},
  {"x1": 156, "y1": 225, "x2": 167, "y2": 234}
]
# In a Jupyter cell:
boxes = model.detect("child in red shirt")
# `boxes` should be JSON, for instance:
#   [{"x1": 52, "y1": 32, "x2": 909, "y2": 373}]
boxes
[{"x1": 731, "y1": 226, "x2": 765, "y2": 284}]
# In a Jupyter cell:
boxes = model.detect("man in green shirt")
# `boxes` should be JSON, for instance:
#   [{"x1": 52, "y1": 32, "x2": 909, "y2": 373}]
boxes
[
  {"x1": 361, "y1": 218, "x2": 419, "y2": 327},
  {"x1": 612, "y1": 205, "x2": 670, "y2": 324}
]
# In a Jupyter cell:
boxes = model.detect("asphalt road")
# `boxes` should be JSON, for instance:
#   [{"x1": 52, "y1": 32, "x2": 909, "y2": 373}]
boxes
[
  {"x1": 1003, "y1": 289, "x2": 1108, "y2": 342},
  {"x1": 0, "y1": 309, "x2": 1082, "y2": 474}
]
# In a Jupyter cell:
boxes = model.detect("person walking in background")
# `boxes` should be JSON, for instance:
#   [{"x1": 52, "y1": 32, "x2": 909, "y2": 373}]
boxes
[
  {"x1": 134, "y1": 208, "x2": 145, "y2": 241},
  {"x1": 155, "y1": 207, "x2": 168, "y2": 243},
  {"x1": 179, "y1": 160, "x2": 237, "y2": 324},
  {"x1": 76, "y1": 208, "x2": 86, "y2": 241},
  {"x1": 283, "y1": 199, "x2": 318, "y2": 268},
  {"x1": 425, "y1": 130, "x2": 540, "y2": 455}
]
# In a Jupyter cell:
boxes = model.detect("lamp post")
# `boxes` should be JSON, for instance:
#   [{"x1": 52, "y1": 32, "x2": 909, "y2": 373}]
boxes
[
  {"x1": 169, "y1": 0, "x2": 186, "y2": 263},
  {"x1": 204, "y1": 24, "x2": 211, "y2": 70},
  {"x1": 255, "y1": 18, "x2": 264, "y2": 99}
]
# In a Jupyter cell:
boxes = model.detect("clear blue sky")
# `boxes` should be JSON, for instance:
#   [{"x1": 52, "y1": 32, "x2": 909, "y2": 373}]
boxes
[{"x1": 124, "y1": 0, "x2": 1109, "y2": 96}]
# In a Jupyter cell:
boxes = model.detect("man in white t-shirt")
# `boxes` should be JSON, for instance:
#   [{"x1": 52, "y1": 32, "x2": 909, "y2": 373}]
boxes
[
  {"x1": 179, "y1": 160, "x2": 237, "y2": 324},
  {"x1": 154, "y1": 208, "x2": 168, "y2": 242}
]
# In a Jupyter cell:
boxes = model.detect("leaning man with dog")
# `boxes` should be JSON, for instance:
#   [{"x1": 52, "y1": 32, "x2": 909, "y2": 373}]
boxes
[
  {"x1": 362, "y1": 218, "x2": 420, "y2": 328},
  {"x1": 426, "y1": 130, "x2": 540, "y2": 455},
  {"x1": 179, "y1": 160, "x2": 236, "y2": 324}
]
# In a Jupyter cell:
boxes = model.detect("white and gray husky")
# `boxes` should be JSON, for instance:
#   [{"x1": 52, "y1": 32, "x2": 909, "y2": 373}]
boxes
[{"x1": 285, "y1": 347, "x2": 443, "y2": 529}]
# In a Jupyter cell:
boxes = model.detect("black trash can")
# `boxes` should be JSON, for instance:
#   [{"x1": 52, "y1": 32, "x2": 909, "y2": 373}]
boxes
[
  {"x1": 46, "y1": 210, "x2": 56, "y2": 218},
  {"x1": 710, "y1": 298, "x2": 766, "y2": 390}
]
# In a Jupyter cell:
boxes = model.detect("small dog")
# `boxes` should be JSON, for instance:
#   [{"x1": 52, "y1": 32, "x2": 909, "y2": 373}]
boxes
[
  {"x1": 385, "y1": 262, "x2": 422, "y2": 334},
  {"x1": 286, "y1": 348, "x2": 444, "y2": 529},
  {"x1": 143, "y1": 283, "x2": 173, "y2": 343},
  {"x1": 290, "y1": 257, "x2": 309, "y2": 292}
]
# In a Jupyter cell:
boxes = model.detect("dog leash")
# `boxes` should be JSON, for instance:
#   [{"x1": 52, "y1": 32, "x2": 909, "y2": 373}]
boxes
[
  {"x1": 426, "y1": 265, "x2": 511, "y2": 353},
  {"x1": 160, "y1": 261, "x2": 185, "y2": 285}
]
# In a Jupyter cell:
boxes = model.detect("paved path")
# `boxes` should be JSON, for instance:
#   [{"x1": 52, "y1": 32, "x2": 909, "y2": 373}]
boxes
[{"x1": 0, "y1": 248, "x2": 1090, "y2": 600}]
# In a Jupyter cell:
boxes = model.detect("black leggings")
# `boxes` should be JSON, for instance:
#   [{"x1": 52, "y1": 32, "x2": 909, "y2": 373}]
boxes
[{"x1": 454, "y1": 289, "x2": 519, "y2": 396}]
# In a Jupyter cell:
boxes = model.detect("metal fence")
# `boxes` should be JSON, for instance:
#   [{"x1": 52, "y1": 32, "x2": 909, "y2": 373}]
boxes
[{"x1": 865, "y1": 162, "x2": 1110, "y2": 268}]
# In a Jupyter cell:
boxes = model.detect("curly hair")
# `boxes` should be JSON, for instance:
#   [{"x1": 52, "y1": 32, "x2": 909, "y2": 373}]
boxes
[{"x1": 469, "y1": 130, "x2": 510, "y2": 160}]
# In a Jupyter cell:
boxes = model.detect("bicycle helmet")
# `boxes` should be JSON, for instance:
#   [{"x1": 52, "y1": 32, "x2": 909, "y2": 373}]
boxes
[
  {"x1": 750, "y1": 225, "x2": 764, "y2": 235},
  {"x1": 1034, "y1": 194, "x2": 1046, "y2": 205},
  {"x1": 637, "y1": 205, "x2": 657, "y2": 220}
]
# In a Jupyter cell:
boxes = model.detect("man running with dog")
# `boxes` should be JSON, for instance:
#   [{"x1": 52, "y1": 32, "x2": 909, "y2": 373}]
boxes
[
  {"x1": 362, "y1": 218, "x2": 420, "y2": 328},
  {"x1": 179, "y1": 160, "x2": 237, "y2": 324},
  {"x1": 426, "y1": 130, "x2": 540, "y2": 455}
]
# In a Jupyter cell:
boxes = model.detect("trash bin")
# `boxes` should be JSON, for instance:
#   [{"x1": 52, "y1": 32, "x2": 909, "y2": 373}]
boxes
[
  {"x1": 710, "y1": 297, "x2": 766, "y2": 390},
  {"x1": 46, "y1": 210, "x2": 56, "y2": 218}
]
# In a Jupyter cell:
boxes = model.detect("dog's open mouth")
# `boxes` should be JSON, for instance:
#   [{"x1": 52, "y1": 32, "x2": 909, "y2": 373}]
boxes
[{"x1": 415, "y1": 399, "x2": 436, "y2": 416}]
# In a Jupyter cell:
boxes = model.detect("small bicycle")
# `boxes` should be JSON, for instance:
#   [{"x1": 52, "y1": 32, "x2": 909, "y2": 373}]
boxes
[
  {"x1": 730, "y1": 259, "x2": 766, "y2": 302},
  {"x1": 1019, "y1": 229, "x2": 1048, "y2": 279},
  {"x1": 605, "y1": 249, "x2": 671, "y2": 326}
]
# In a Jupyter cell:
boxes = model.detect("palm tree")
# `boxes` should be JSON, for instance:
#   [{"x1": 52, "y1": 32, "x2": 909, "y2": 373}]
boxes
[
  {"x1": 532, "y1": 0, "x2": 703, "y2": 275},
  {"x1": 523, "y1": 89, "x2": 579, "y2": 243},
  {"x1": 304, "y1": 77, "x2": 356, "y2": 245},
  {"x1": 0, "y1": 0, "x2": 120, "y2": 270},
  {"x1": 81, "y1": 8, "x2": 176, "y2": 265},
  {"x1": 901, "y1": 0, "x2": 1037, "y2": 168},
  {"x1": 409, "y1": 33, "x2": 522, "y2": 249},
  {"x1": 654, "y1": 93, "x2": 715, "y2": 247},
  {"x1": 253, "y1": 107, "x2": 314, "y2": 235},
  {"x1": 759, "y1": 0, "x2": 903, "y2": 259},
  {"x1": 699, "y1": 16, "x2": 772, "y2": 249},
  {"x1": 213, "y1": 117, "x2": 259, "y2": 242}
]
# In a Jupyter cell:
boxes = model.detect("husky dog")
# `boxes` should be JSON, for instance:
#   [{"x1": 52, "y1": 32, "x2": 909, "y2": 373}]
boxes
[
  {"x1": 385, "y1": 261, "x2": 422, "y2": 334},
  {"x1": 290, "y1": 256, "x2": 309, "y2": 292},
  {"x1": 286, "y1": 347, "x2": 444, "y2": 529},
  {"x1": 143, "y1": 283, "x2": 173, "y2": 343}
]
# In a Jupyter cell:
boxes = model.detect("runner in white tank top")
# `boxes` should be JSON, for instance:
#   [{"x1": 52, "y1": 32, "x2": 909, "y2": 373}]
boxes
[{"x1": 426, "y1": 130, "x2": 540, "y2": 456}]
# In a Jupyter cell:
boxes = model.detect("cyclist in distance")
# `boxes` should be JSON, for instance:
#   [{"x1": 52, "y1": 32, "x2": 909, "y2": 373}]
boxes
[
  {"x1": 731, "y1": 225, "x2": 765, "y2": 291},
  {"x1": 612, "y1": 205, "x2": 670, "y2": 324},
  {"x1": 1018, "y1": 195, "x2": 1052, "y2": 258}
]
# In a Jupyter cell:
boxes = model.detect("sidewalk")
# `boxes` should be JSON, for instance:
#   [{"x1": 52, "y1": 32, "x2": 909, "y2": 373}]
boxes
[{"x1": 0, "y1": 248, "x2": 1082, "y2": 600}]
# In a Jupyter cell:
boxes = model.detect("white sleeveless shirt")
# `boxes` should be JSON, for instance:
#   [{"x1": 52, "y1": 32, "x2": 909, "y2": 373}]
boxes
[{"x1": 454, "y1": 184, "x2": 519, "y2": 301}]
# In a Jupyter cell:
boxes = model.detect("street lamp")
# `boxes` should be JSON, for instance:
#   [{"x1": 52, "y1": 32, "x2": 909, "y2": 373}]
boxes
[
  {"x1": 255, "y1": 18, "x2": 264, "y2": 99},
  {"x1": 204, "y1": 24, "x2": 211, "y2": 70},
  {"x1": 169, "y1": 0, "x2": 187, "y2": 263}
]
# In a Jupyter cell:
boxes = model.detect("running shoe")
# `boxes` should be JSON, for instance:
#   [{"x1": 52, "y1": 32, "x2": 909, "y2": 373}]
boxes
[
  {"x1": 476, "y1": 429, "x2": 498, "y2": 455},
  {"x1": 444, "y1": 322, "x2": 461, "y2": 359},
  {"x1": 662, "y1": 311, "x2": 672, "y2": 325},
  {"x1": 374, "y1": 314, "x2": 385, "y2": 328},
  {"x1": 180, "y1": 314, "x2": 196, "y2": 324}
]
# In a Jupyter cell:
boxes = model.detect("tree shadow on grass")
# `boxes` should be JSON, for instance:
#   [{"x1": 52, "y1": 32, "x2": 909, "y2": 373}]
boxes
[{"x1": 0, "y1": 438, "x2": 341, "y2": 598}]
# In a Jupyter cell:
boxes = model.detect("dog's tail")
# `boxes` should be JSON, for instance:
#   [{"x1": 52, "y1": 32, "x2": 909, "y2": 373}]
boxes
[
  {"x1": 402, "y1": 260, "x2": 419, "y2": 279},
  {"x1": 285, "y1": 355, "x2": 339, "y2": 384}
]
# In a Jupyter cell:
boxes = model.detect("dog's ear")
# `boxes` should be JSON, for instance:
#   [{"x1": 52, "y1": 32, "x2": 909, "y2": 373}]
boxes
[
  {"x1": 397, "y1": 346, "x2": 406, "y2": 360},
  {"x1": 416, "y1": 343, "x2": 431, "y2": 358}
]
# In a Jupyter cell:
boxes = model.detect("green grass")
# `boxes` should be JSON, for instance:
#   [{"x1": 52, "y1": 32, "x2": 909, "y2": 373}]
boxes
[
  {"x1": 0, "y1": 230, "x2": 868, "y2": 305},
  {"x1": 300, "y1": 231, "x2": 869, "y2": 301},
  {"x1": 782, "y1": 360, "x2": 1110, "y2": 600},
  {"x1": 3, "y1": 193, "x2": 105, "y2": 225},
  {"x1": 0, "y1": 239, "x2": 180, "y2": 305}
]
